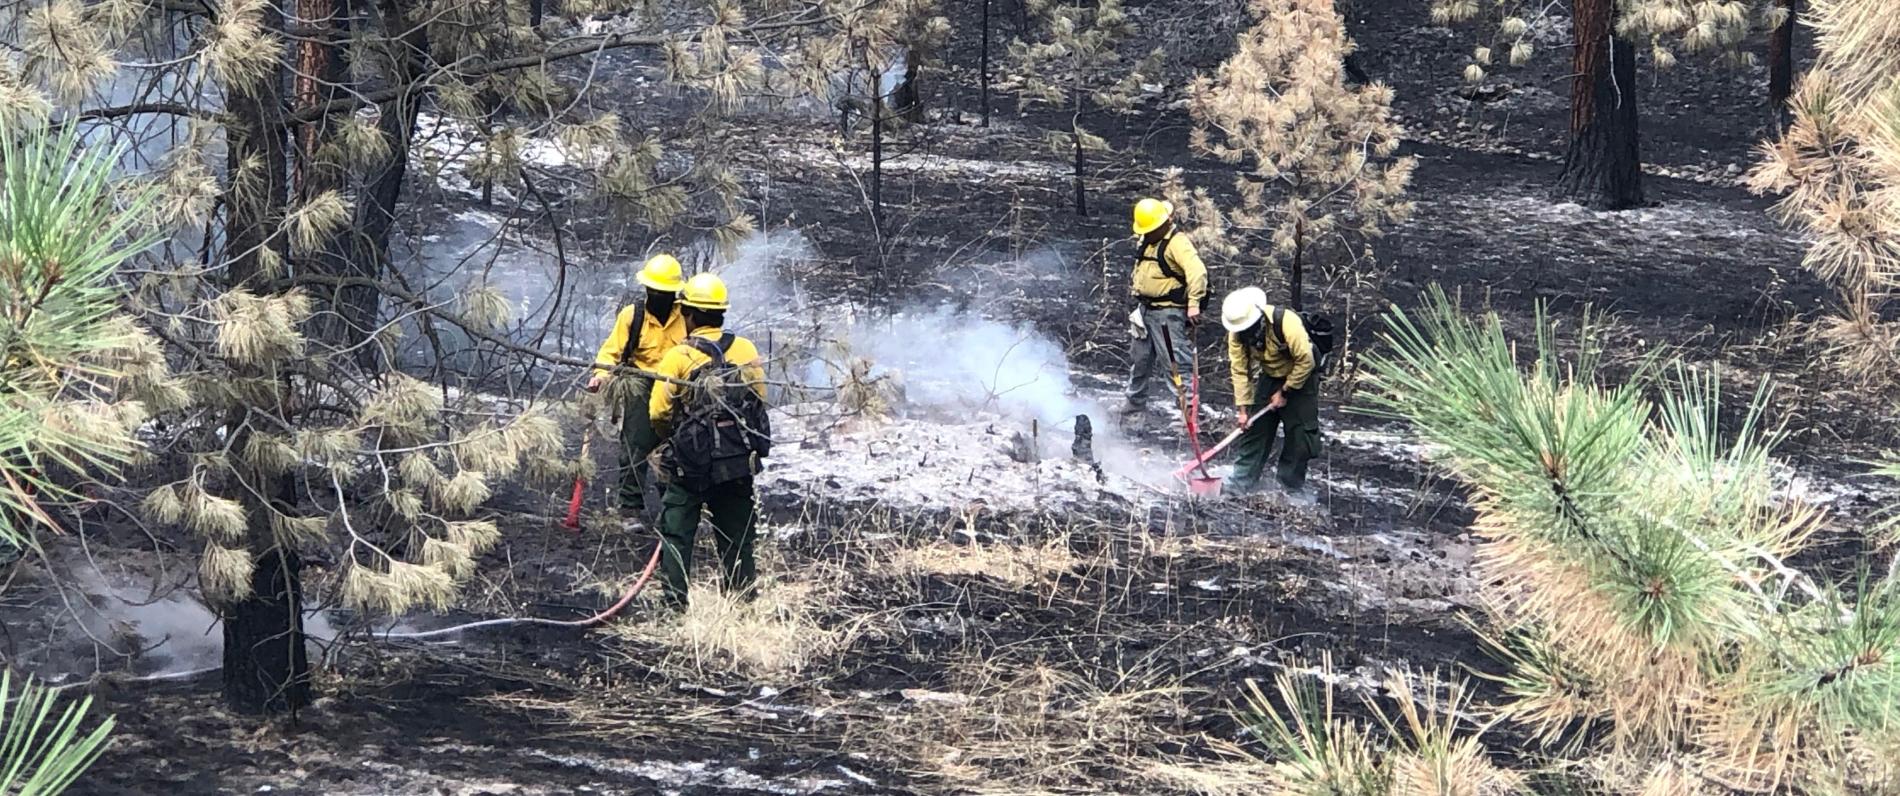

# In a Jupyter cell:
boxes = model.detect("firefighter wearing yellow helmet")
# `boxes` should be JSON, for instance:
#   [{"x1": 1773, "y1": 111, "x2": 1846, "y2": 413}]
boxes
[
  {"x1": 587, "y1": 253, "x2": 690, "y2": 520},
  {"x1": 1221, "y1": 286, "x2": 1321, "y2": 501},
  {"x1": 1123, "y1": 198, "x2": 1209, "y2": 418},
  {"x1": 648, "y1": 273, "x2": 772, "y2": 608}
]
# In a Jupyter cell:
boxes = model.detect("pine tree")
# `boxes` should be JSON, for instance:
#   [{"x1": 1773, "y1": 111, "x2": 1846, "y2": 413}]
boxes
[
  {"x1": 1008, "y1": 0, "x2": 1160, "y2": 217},
  {"x1": 1364, "y1": 289, "x2": 1900, "y2": 791},
  {"x1": 1750, "y1": 0, "x2": 1900, "y2": 387},
  {"x1": 1433, "y1": 0, "x2": 1764, "y2": 209},
  {"x1": 824, "y1": 0, "x2": 949, "y2": 234},
  {"x1": 6, "y1": 0, "x2": 872, "y2": 715},
  {"x1": 1185, "y1": 0, "x2": 1415, "y2": 312},
  {"x1": 0, "y1": 127, "x2": 165, "y2": 556},
  {"x1": 0, "y1": 670, "x2": 113, "y2": 796}
]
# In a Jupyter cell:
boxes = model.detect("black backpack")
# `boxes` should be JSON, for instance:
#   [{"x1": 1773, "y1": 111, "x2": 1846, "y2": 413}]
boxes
[
  {"x1": 1270, "y1": 307, "x2": 1335, "y2": 375},
  {"x1": 666, "y1": 333, "x2": 773, "y2": 490}
]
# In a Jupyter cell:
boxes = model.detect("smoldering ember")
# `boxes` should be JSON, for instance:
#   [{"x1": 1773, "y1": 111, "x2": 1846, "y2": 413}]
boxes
[{"x1": 5, "y1": 0, "x2": 1900, "y2": 793}]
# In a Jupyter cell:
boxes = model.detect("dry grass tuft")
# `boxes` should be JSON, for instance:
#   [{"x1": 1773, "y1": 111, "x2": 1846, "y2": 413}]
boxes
[
  {"x1": 883, "y1": 535, "x2": 1078, "y2": 588},
  {"x1": 1141, "y1": 755, "x2": 1275, "y2": 795},
  {"x1": 614, "y1": 575, "x2": 866, "y2": 677},
  {"x1": 869, "y1": 652, "x2": 1202, "y2": 794}
]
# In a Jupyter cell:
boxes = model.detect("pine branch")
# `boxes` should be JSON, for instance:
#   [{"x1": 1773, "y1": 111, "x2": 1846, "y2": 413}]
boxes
[{"x1": 284, "y1": 4, "x2": 861, "y2": 126}]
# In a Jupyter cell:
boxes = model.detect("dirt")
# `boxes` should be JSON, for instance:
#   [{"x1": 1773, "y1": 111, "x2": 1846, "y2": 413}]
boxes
[{"x1": 14, "y1": 0, "x2": 1897, "y2": 792}]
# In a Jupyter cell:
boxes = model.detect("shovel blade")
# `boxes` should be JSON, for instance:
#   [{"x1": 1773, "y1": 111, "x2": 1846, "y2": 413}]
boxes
[{"x1": 1188, "y1": 476, "x2": 1223, "y2": 497}]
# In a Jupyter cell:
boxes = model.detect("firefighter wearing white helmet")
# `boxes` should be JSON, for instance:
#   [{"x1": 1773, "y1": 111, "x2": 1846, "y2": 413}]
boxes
[
  {"x1": 587, "y1": 253, "x2": 690, "y2": 520},
  {"x1": 1122, "y1": 197, "x2": 1209, "y2": 418},
  {"x1": 1221, "y1": 286, "x2": 1321, "y2": 499},
  {"x1": 647, "y1": 273, "x2": 772, "y2": 609}
]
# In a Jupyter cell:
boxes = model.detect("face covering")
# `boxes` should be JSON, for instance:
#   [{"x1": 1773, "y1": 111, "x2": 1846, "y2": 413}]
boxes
[
  {"x1": 1241, "y1": 320, "x2": 1269, "y2": 351},
  {"x1": 645, "y1": 289, "x2": 677, "y2": 321}
]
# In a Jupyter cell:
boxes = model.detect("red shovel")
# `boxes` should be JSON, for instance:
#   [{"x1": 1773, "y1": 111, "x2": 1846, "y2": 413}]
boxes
[{"x1": 1159, "y1": 324, "x2": 1219, "y2": 496}]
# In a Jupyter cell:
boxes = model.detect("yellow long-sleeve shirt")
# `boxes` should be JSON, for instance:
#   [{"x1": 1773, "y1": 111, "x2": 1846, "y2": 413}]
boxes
[
  {"x1": 593, "y1": 303, "x2": 687, "y2": 379},
  {"x1": 1130, "y1": 232, "x2": 1210, "y2": 312},
  {"x1": 1229, "y1": 305, "x2": 1315, "y2": 404},
  {"x1": 649, "y1": 327, "x2": 768, "y2": 432}
]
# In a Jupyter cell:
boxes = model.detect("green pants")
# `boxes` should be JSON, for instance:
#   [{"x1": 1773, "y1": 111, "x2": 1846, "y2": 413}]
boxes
[
  {"x1": 657, "y1": 478, "x2": 758, "y2": 607},
  {"x1": 1232, "y1": 376, "x2": 1321, "y2": 492},
  {"x1": 615, "y1": 378, "x2": 659, "y2": 512}
]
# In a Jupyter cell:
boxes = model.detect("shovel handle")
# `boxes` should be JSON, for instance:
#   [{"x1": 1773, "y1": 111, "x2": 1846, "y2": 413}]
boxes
[
  {"x1": 1172, "y1": 422, "x2": 1250, "y2": 479},
  {"x1": 561, "y1": 426, "x2": 594, "y2": 531}
]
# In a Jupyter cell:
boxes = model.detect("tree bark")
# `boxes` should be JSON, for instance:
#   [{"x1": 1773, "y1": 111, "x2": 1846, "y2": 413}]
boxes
[
  {"x1": 1768, "y1": 0, "x2": 1797, "y2": 132},
  {"x1": 321, "y1": 0, "x2": 429, "y2": 373},
  {"x1": 980, "y1": 0, "x2": 991, "y2": 127},
  {"x1": 219, "y1": 0, "x2": 311, "y2": 717},
  {"x1": 870, "y1": 56, "x2": 885, "y2": 235},
  {"x1": 1554, "y1": 0, "x2": 1644, "y2": 210},
  {"x1": 1072, "y1": 126, "x2": 1087, "y2": 217},
  {"x1": 224, "y1": 16, "x2": 291, "y2": 288},
  {"x1": 1071, "y1": 80, "x2": 1086, "y2": 217},
  {"x1": 1290, "y1": 217, "x2": 1305, "y2": 312},
  {"x1": 893, "y1": 48, "x2": 923, "y2": 123},
  {"x1": 221, "y1": 544, "x2": 312, "y2": 714}
]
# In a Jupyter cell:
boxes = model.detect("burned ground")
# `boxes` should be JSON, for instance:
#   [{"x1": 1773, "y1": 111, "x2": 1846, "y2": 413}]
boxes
[{"x1": 13, "y1": 0, "x2": 1895, "y2": 792}]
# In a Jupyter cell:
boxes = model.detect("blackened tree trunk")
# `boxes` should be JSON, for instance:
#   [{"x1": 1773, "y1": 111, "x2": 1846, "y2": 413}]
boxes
[
  {"x1": 220, "y1": 0, "x2": 311, "y2": 717},
  {"x1": 1072, "y1": 126, "x2": 1086, "y2": 217},
  {"x1": 328, "y1": 0, "x2": 429, "y2": 373},
  {"x1": 1768, "y1": 0, "x2": 1797, "y2": 131},
  {"x1": 1553, "y1": 0, "x2": 1644, "y2": 210},
  {"x1": 980, "y1": 0, "x2": 991, "y2": 127},
  {"x1": 894, "y1": 49, "x2": 924, "y2": 123},
  {"x1": 1070, "y1": 82, "x2": 1086, "y2": 217},
  {"x1": 1289, "y1": 218, "x2": 1305, "y2": 312},
  {"x1": 222, "y1": 544, "x2": 312, "y2": 714},
  {"x1": 871, "y1": 72, "x2": 885, "y2": 234},
  {"x1": 224, "y1": 15, "x2": 291, "y2": 290}
]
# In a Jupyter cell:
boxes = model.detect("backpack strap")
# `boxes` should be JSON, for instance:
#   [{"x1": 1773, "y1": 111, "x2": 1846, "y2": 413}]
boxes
[
  {"x1": 1269, "y1": 306, "x2": 1287, "y2": 349},
  {"x1": 686, "y1": 334, "x2": 728, "y2": 367},
  {"x1": 617, "y1": 302, "x2": 648, "y2": 369},
  {"x1": 1148, "y1": 231, "x2": 1183, "y2": 283},
  {"x1": 1137, "y1": 231, "x2": 1189, "y2": 306}
]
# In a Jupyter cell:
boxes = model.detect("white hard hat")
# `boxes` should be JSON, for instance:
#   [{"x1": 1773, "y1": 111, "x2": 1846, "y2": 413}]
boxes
[{"x1": 1221, "y1": 287, "x2": 1269, "y2": 333}]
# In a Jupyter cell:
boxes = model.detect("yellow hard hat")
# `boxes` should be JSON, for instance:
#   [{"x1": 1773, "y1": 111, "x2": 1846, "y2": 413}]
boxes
[
  {"x1": 680, "y1": 273, "x2": 730, "y2": 310},
  {"x1": 1131, "y1": 198, "x2": 1173, "y2": 235},
  {"x1": 1221, "y1": 286, "x2": 1269, "y2": 333},
  {"x1": 636, "y1": 254, "x2": 685, "y2": 292}
]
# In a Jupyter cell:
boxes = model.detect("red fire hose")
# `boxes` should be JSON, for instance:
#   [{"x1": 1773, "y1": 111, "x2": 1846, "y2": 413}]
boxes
[{"x1": 379, "y1": 540, "x2": 663, "y2": 640}]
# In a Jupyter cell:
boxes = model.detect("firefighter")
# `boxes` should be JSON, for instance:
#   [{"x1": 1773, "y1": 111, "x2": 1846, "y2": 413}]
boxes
[
  {"x1": 1221, "y1": 286, "x2": 1321, "y2": 501},
  {"x1": 1124, "y1": 197, "x2": 1209, "y2": 418},
  {"x1": 587, "y1": 254, "x2": 689, "y2": 522},
  {"x1": 648, "y1": 273, "x2": 772, "y2": 608}
]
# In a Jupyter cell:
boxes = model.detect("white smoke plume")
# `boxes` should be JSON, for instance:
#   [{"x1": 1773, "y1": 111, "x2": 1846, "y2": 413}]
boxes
[{"x1": 824, "y1": 306, "x2": 1095, "y2": 427}]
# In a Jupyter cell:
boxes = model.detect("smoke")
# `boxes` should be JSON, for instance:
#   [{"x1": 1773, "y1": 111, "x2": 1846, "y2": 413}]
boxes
[
  {"x1": 825, "y1": 306, "x2": 1096, "y2": 427},
  {"x1": 61, "y1": 563, "x2": 223, "y2": 676},
  {"x1": 43, "y1": 555, "x2": 340, "y2": 680}
]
